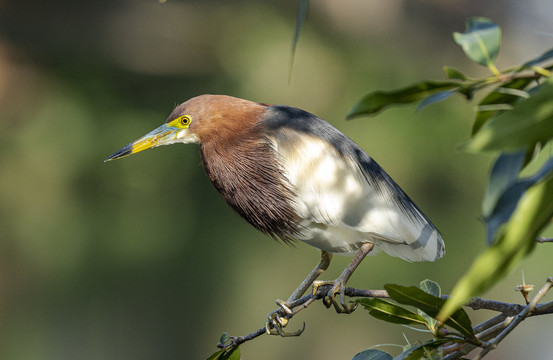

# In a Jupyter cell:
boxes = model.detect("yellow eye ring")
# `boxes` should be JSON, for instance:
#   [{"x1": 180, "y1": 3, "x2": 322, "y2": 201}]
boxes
[{"x1": 178, "y1": 115, "x2": 191, "y2": 126}]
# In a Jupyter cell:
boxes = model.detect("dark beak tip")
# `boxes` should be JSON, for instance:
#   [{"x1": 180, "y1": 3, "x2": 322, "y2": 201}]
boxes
[
  {"x1": 104, "y1": 153, "x2": 116, "y2": 162},
  {"x1": 104, "y1": 144, "x2": 133, "y2": 163}
]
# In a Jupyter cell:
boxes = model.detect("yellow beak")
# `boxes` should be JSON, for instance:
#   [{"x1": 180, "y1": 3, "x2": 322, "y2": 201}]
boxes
[{"x1": 105, "y1": 123, "x2": 180, "y2": 162}]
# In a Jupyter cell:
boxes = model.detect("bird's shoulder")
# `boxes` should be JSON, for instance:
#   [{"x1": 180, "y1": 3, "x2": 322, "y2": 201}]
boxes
[{"x1": 261, "y1": 105, "x2": 434, "y2": 232}]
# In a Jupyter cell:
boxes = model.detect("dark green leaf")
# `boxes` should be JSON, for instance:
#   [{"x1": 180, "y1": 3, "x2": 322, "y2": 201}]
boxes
[
  {"x1": 219, "y1": 332, "x2": 230, "y2": 345},
  {"x1": 394, "y1": 339, "x2": 454, "y2": 360},
  {"x1": 223, "y1": 346, "x2": 241, "y2": 360},
  {"x1": 206, "y1": 350, "x2": 225, "y2": 360},
  {"x1": 416, "y1": 91, "x2": 455, "y2": 111},
  {"x1": 438, "y1": 168, "x2": 553, "y2": 322},
  {"x1": 482, "y1": 151, "x2": 526, "y2": 218},
  {"x1": 485, "y1": 179, "x2": 532, "y2": 245},
  {"x1": 208, "y1": 334, "x2": 240, "y2": 360},
  {"x1": 472, "y1": 77, "x2": 535, "y2": 135},
  {"x1": 463, "y1": 77, "x2": 553, "y2": 152},
  {"x1": 419, "y1": 279, "x2": 441, "y2": 298},
  {"x1": 485, "y1": 157, "x2": 553, "y2": 244},
  {"x1": 289, "y1": 0, "x2": 309, "y2": 82},
  {"x1": 418, "y1": 279, "x2": 441, "y2": 331},
  {"x1": 206, "y1": 346, "x2": 241, "y2": 360},
  {"x1": 443, "y1": 66, "x2": 468, "y2": 80},
  {"x1": 453, "y1": 17, "x2": 501, "y2": 68},
  {"x1": 522, "y1": 48, "x2": 553, "y2": 68},
  {"x1": 347, "y1": 81, "x2": 460, "y2": 118},
  {"x1": 352, "y1": 349, "x2": 394, "y2": 360},
  {"x1": 357, "y1": 298, "x2": 428, "y2": 326},
  {"x1": 385, "y1": 285, "x2": 442, "y2": 317},
  {"x1": 385, "y1": 284, "x2": 474, "y2": 337}
]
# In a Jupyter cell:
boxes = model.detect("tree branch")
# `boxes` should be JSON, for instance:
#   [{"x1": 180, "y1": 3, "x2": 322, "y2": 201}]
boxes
[
  {"x1": 473, "y1": 277, "x2": 553, "y2": 360},
  {"x1": 217, "y1": 278, "x2": 553, "y2": 353},
  {"x1": 443, "y1": 277, "x2": 553, "y2": 360}
]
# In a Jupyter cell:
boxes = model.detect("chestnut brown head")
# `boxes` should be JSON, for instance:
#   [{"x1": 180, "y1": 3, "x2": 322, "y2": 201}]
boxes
[{"x1": 105, "y1": 95, "x2": 266, "y2": 161}]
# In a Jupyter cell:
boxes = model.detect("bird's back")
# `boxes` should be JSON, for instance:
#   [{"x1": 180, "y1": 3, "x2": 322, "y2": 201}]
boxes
[{"x1": 262, "y1": 105, "x2": 445, "y2": 262}]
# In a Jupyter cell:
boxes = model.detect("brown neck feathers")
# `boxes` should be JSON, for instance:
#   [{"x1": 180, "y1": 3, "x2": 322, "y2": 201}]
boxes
[{"x1": 200, "y1": 131, "x2": 300, "y2": 243}]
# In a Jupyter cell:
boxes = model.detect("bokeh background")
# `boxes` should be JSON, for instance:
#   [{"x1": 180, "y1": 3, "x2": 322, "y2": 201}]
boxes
[{"x1": 1, "y1": 1, "x2": 552, "y2": 359}]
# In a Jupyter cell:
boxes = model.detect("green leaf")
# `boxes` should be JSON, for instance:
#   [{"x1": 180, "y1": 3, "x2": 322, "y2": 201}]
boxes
[
  {"x1": 485, "y1": 179, "x2": 533, "y2": 245},
  {"x1": 207, "y1": 350, "x2": 225, "y2": 360},
  {"x1": 385, "y1": 284, "x2": 474, "y2": 337},
  {"x1": 219, "y1": 332, "x2": 231, "y2": 345},
  {"x1": 357, "y1": 298, "x2": 429, "y2": 326},
  {"x1": 443, "y1": 66, "x2": 468, "y2": 80},
  {"x1": 419, "y1": 279, "x2": 441, "y2": 298},
  {"x1": 208, "y1": 334, "x2": 241, "y2": 360},
  {"x1": 416, "y1": 91, "x2": 455, "y2": 111},
  {"x1": 463, "y1": 77, "x2": 553, "y2": 152},
  {"x1": 482, "y1": 151, "x2": 526, "y2": 218},
  {"x1": 347, "y1": 81, "x2": 460, "y2": 118},
  {"x1": 206, "y1": 346, "x2": 240, "y2": 360},
  {"x1": 352, "y1": 349, "x2": 394, "y2": 360},
  {"x1": 418, "y1": 280, "x2": 441, "y2": 331},
  {"x1": 522, "y1": 48, "x2": 553, "y2": 68},
  {"x1": 485, "y1": 157, "x2": 553, "y2": 244},
  {"x1": 394, "y1": 339, "x2": 454, "y2": 360},
  {"x1": 224, "y1": 346, "x2": 241, "y2": 360},
  {"x1": 453, "y1": 17, "x2": 501, "y2": 69},
  {"x1": 472, "y1": 77, "x2": 535, "y2": 135},
  {"x1": 292, "y1": 0, "x2": 309, "y2": 53},
  {"x1": 289, "y1": 0, "x2": 309, "y2": 82},
  {"x1": 438, "y1": 168, "x2": 553, "y2": 322}
]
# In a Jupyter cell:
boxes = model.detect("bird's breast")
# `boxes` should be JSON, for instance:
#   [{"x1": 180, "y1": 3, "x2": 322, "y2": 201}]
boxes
[{"x1": 199, "y1": 138, "x2": 301, "y2": 243}]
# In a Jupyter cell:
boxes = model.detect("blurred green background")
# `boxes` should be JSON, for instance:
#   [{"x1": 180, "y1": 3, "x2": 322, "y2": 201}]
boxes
[{"x1": 1, "y1": 1, "x2": 552, "y2": 359}]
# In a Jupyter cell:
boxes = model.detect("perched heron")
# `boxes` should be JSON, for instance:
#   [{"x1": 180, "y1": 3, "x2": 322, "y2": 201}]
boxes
[{"x1": 106, "y1": 95, "x2": 444, "y2": 331}]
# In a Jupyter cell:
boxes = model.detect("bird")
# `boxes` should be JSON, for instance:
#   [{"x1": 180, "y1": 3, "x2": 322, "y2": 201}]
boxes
[{"x1": 106, "y1": 94, "x2": 445, "y2": 333}]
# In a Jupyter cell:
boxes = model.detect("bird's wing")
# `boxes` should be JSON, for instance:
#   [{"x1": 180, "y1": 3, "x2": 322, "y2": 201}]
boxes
[{"x1": 263, "y1": 105, "x2": 444, "y2": 262}]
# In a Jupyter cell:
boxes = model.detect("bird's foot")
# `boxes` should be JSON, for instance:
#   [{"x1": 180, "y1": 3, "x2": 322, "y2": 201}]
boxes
[
  {"x1": 265, "y1": 299, "x2": 305, "y2": 337},
  {"x1": 312, "y1": 280, "x2": 357, "y2": 314}
]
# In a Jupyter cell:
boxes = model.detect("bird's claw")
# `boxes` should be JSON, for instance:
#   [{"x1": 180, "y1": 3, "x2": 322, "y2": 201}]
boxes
[
  {"x1": 313, "y1": 280, "x2": 357, "y2": 314},
  {"x1": 275, "y1": 298, "x2": 293, "y2": 315},
  {"x1": 265, "y1": 299, "x2": 305, "y2": 337}
]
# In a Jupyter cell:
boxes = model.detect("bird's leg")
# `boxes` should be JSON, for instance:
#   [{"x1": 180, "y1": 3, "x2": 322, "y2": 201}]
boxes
[
  {"x1": 286, "y1": 250, "x2": 333, "y2": 303},
  {"x1": 313, "y1": 242, "x2": 374, "y2": 314},
  {"x1": 266, "y1": 250, "x2": 332, "y2": 335}
]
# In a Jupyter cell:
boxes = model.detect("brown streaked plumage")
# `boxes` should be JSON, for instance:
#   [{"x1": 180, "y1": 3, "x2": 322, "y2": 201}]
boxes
[
  {"x1": 200, "y1": 128, "x2": 301, "y2": 243},
  {"x1": 106, "y1": 94, "x2": 444, "y2": 327}
]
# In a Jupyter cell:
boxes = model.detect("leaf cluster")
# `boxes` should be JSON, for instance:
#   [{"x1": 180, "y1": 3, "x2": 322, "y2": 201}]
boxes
[
  {"x1": 355, "y1": 280, "x2": 471, "y2": 360},
  {"x1": 348, "y1": 17, "x2": 553, "y2": 325}
]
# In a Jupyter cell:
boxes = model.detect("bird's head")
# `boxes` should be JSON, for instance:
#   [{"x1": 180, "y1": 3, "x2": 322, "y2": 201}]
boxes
[{"x1": 105, "y1": 95, "x2": 266, "y2": 162}]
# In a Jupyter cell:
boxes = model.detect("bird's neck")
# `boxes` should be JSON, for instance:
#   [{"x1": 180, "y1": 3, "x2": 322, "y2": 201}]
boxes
[{"x1": 199, "y1": 138, "x2": 300, "y2": 243}]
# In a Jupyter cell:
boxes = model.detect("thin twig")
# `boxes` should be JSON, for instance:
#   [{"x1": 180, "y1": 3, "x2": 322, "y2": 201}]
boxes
[
  {"x1": 537, "y1": 237, "x2": 553, "y2": 243},
  {"x1": 473, "y1": 313, "x2": 508, "y2": 334},
  {"x1": 217, "y1": 327, "x2": 267, "y2": 349}
]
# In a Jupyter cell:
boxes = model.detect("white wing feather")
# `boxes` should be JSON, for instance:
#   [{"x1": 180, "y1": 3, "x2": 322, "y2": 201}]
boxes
[{"x1": 267, "y1": 130, "x2": 444, "y2": 262}]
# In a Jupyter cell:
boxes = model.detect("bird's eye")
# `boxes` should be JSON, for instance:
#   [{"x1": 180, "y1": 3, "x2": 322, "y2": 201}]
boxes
[
  {"x1": 167, "y1": 115, "x2": 191, "y2": 129},
  {"x1": 178, "y1": 115, "x2": 191, "y2": 126}
]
